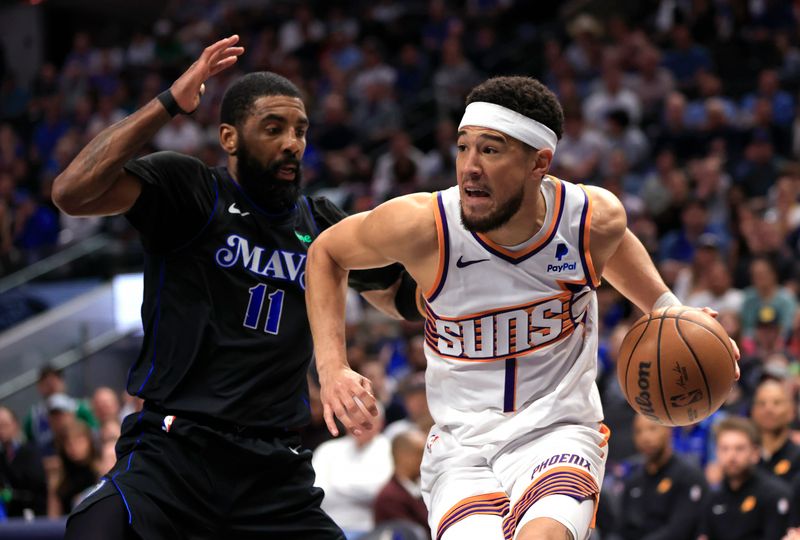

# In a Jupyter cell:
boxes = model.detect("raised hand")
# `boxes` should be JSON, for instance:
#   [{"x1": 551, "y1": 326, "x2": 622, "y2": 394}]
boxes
[{"x1": 170, "y1": 35, "x2": 244, "y2": 113}]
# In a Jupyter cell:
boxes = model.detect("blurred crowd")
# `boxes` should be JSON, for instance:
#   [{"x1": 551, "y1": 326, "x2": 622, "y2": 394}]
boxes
[{"x1": 4, "y1": 0, "x2": 800, "y2": 537}]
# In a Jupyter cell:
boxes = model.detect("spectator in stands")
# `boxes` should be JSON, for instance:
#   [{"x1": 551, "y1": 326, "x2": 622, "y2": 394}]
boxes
[
  {"x1": 384, "y1": 372, "x2": 434, "y2": 441},
  {"x1": 742, "y1": 68, "x2": 795, "y2": 128},
  {"x1": 421, "y1": 119, "x2": 457, "y2": 193},
  {"x1": 751, "y1": 378, "x2": 800, "y2": 485},
  {"x1": 432, "y1": 38, "x2": 479, "y2": 121},
  {"x1": 673, "y1": 232, "x2": 723, "y2": 302},
  {"x1": 740, "y1": 257, "x2": 797, "y2": 338},
  {"x1": 584, "y1": 49, "x2": 642, "y2": 129},
  {"x1": 371, "y1": 131, "x2": 425, "y2": 203},
  {"x1": 98, "y1": 420, "x2": 120, "y2": 447},
  {"x1": 659, "y1": 198, "x2": 723, "y2": 264},
  {"x1": 374, "y1": 429, "x2": 429, "y2": 536},
  {"x1": 313, "y1": 405, "x2": 392, "y2": 535},
  {"x1": 662, "y1": 23, "x2": 713, "y2": 91},
  {"x1": 24, "y1": 367, "x2": 96, "y2": 457},
  {"x1": 0, "y1": 406, "x2": 46, "y2": 517},
  {"x1": 602, "y1": 108, "x2": 649, "y2": 176},
  {"x1": 653, "y1": 92, "x2": 699, "y2": 162},
  {"x1": 564, "y1": 14, "x2": 604, "y2": 83},
  {"x1": 685, "y1": 258, "x2": 744, "y2": 314},
  {"x1": 50, "y1": 420, "x2": 98, "y2": 516},
  {"x1": 359, "y1": 359, "x2": 405, "y2": 426},
  {"x1": 617, "y1": 415, "x2": 706, "y2": 540},
  {"x1": 90, "y1": 387, "x2": 121, "y2": 426},
  {"x1": 153, "y1": 113, "x2": 204, "y2": 154},
  {"x1": 697, "y1": 417, "x2": 791, "y2": 540},
  {"x1": 692, "y1": 156, "x2": 732, "y2": 230},
  {"x1": 734, "y1": 129, "x2": 783, "y2": 200},
  {"x1": 550, "y1": 102, "x2": 606, "y2": 183},
  {"x1": 351, "y1": 78, "x2": 402, "y2": 152},
  {"x1": 629, "y1": 45, "x2": 675, "y2": 123}
]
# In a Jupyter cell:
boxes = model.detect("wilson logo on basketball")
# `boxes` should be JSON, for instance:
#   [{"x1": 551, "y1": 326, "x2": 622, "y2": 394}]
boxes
[{"x1": 635, "y1": 362, "x2": 659, "y2": 423}]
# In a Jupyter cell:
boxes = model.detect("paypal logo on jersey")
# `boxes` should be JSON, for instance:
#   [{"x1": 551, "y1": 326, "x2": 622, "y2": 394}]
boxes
[
  {"x1": 547, "y1": 243, "x2": 576, "y2": 273},
  {"x1": 215, "y1": 234, "x2": 306, "y2": 289}
]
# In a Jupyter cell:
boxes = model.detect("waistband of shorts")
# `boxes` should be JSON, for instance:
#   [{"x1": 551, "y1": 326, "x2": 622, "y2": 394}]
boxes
[{"x1": 142, "y1": 402, "x2": 299, "y2": 440}]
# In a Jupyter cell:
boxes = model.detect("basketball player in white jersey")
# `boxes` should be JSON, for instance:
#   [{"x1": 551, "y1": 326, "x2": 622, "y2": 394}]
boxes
[{"x1": 306, "y1": 76, "x2": 737, "y2": 540}]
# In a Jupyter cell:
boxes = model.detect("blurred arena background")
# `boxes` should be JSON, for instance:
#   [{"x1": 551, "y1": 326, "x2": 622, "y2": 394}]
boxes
[{"x1": 0, "y1": 0, "x2": 799, "y2": 538}]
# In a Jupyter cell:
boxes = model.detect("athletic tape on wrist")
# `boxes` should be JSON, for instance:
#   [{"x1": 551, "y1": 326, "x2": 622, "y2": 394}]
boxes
[
  {"x1": 458, "y1": 101, "x2": 558, "y2": 152},
  {"x1": 652, "y1": 291, "x2": 681, "y2": 312}
]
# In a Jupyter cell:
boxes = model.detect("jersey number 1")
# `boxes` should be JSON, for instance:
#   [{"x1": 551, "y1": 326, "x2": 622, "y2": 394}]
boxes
[{"x1": 244, "y1": 284, "x2": 285, "y2": 334}]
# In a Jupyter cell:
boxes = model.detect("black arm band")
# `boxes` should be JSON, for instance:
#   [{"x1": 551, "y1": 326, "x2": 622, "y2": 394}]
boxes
[
  {"x1": 395, "y1": 270, "x2": 424, "y2": 321},
  {"x1": 157, "y1": 90, "x2": 187, "y2": 117},
  {"x1": 348, "y1": 263, "x2": 404, "y2": 292}
]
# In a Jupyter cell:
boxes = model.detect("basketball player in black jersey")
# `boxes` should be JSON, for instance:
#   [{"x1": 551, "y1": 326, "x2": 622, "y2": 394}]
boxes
[{"x1": 53, "y1": 35, "x2": 419, "y2": 540}]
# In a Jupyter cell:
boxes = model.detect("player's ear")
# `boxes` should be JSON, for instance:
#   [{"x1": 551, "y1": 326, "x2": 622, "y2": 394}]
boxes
[
  {"x1": 531, "y1": 147, "x2": 553, "y2": 180},
  {"x1": 219, "y1": 123, "x2": 239, "y2": 156}
]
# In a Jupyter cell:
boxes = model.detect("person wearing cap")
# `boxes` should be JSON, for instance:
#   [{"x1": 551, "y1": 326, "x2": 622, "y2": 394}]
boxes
[
  {"x1": 673, "y1": 232, "x2": 725, "y2": 303},
  {"x1": 740, "y1": 256, "x2": 797, "y2": 339},
  {"x1": 307, "y1": 75, "x2": 739, "y2": 540},
  {"x1": 23, "y1": 367, "x2": 97, "y2": 458}
]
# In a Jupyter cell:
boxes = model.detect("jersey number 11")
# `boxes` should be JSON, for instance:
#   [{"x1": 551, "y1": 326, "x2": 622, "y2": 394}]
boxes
[{"x1": 244, "y1": 283, "x2": 285, "y2": 334}]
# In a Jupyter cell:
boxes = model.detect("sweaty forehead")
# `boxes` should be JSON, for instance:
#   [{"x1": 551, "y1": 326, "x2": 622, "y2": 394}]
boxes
[{"x1": 247, "y1": 95, "x2": 308, "y2": 123}]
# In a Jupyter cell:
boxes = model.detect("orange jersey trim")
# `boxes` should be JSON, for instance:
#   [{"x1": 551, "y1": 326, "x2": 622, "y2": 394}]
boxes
[{"x1": 425, "y1": 192, "x2": 449, "y2": 300}]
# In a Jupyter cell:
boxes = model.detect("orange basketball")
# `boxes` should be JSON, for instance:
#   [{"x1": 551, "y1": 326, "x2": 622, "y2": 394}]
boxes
[{"x1": 617, "y1": 306, "x2": 737, "y2": 426}]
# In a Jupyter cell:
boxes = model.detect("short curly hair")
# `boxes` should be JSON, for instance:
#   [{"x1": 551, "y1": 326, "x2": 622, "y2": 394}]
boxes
[
  {"x1": 465, "y1": 76, "x2": 564, "y2": 142},
  {"x1": 220, "y1": 72, "x2": 302, "y2": 127}
]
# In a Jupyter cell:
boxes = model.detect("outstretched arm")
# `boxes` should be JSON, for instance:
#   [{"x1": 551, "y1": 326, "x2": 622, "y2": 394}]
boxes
[
  {"x1": 306, "y1": 194, "x2": 436, "y2": 436},
  {"x1": 52, "y1": 35, "x2": 243, "y2": 217},
  {"x1": 587, "y1": 186, "x2": 741, "y2": 364},
  {"x1": 583, "y1": 185, "x2": 670, "y2": 313}
]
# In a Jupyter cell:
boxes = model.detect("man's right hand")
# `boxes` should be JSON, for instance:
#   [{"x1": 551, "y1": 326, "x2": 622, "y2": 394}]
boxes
[
  {"x1": 170, "y1": 35, "x2": 244, "y2": 114},
  {"x1": 319, "y1": 366, "x2": 379, "y2": 437}
]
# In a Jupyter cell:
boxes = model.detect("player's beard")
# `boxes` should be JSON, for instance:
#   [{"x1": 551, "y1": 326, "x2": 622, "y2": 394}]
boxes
[
  {"x1": 459, "y1": 184, "x2": 525, "y2": 233},
  {"x1": 236, "y1": 141, "x2": 302, "y2": 214}
]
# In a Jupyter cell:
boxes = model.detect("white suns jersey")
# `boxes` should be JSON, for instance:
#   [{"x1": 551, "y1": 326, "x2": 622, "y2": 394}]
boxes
[{"x1": 422, "y1": 176, "x2": 604, "y2": 446}]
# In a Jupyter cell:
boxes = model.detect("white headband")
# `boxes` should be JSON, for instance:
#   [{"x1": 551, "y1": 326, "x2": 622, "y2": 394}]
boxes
[{"x1": 458, "y1": 101, "x2": 558, "y2": 152}]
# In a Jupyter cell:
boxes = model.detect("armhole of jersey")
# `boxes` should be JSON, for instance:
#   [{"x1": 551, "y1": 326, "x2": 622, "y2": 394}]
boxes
[
  {"x1": 424, "y1": 192, "x2": 449, "y2": 302},
  {"x1": 170, "y1": 174, "x2": 220, "y2": 254},
  {"x1": 303, "y1": 196, "x2": 322, "y2": 235},
  {"x1": 578, "y1": 185, "x2": 601, "y2": 288}
]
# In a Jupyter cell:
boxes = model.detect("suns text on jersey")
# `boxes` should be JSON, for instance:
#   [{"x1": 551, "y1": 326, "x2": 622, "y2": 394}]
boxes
[
  {"x1": 426, "y1": 293, "x2": 578, "y2": 361},
  {"x1": 215, "y1": 234, "x2": 306, "y2": 289}
]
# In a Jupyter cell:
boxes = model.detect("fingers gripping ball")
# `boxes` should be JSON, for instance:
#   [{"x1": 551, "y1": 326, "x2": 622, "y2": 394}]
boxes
[{"x1": 617, "y1": 306, "x2": 736, "y2": 426}]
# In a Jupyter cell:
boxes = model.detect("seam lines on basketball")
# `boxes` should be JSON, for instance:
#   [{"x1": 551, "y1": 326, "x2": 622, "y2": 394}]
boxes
[
  {"x1": 624, "y1": 313, "x2": 654, "y2": 401},
  {"x1": 657, "y1": 310, "x2": 675, "y2": 424},
  {"x1": 674, "y1": 314, "x2": 714, "y2": 415},
  {"x1": 659, "y1": 314, "x2": 735, "y2": 370}
]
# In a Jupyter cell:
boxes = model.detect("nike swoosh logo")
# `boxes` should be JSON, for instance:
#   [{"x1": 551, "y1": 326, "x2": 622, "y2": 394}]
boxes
[
  {"x1": 456, "y1": 256, "x2": 489, "y2": 268},
  {"x1": 228, "y1": 203, "x2": 250, "y2": 216},
  {"x1": 289, "y1": 445, "x2": 301, "y2": 455}
]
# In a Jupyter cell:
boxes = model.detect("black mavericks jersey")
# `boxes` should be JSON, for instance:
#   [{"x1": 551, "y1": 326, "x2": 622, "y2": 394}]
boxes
[{"x1": 124, "y1": 151, "x2": 381, "y2": 429}]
